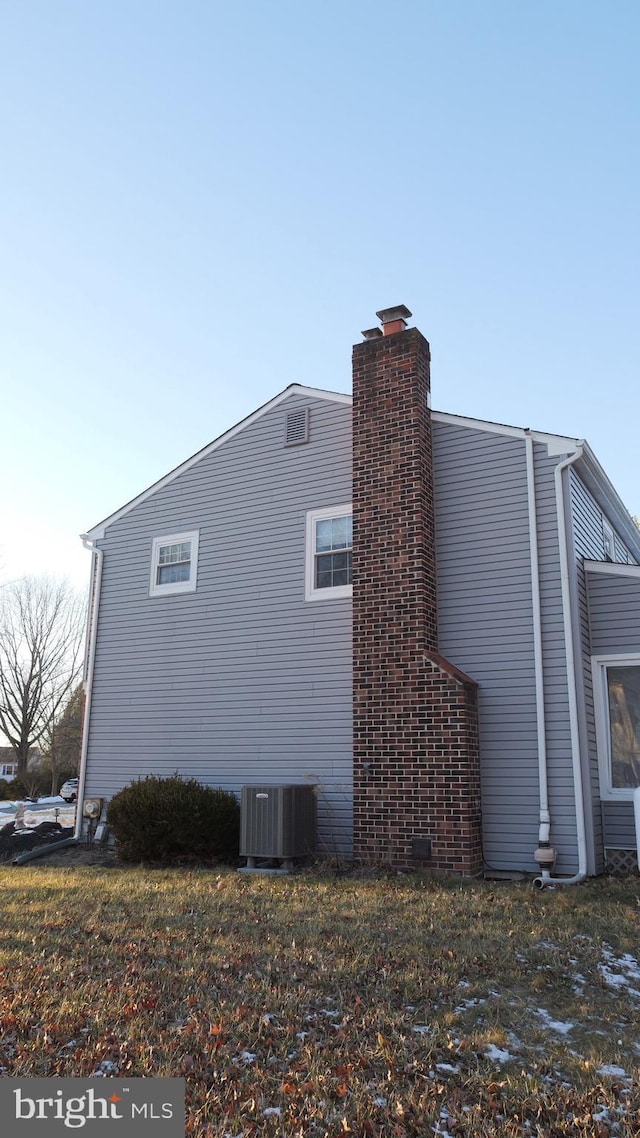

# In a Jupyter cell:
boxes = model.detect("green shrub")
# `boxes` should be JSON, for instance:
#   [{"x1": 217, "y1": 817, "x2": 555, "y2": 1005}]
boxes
[
  {"x1": 1, "y1": 777, "x2": 29, "y2": 801},
  {"x1": 106, "y1": 775, "x2": 240, "y2": 864}
]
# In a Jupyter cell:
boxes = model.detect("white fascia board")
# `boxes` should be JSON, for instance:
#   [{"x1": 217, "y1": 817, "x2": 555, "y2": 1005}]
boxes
[
  {"x1": 584, "y1": 560, "x2": 640, "y2": 579},
  {"x1": 431, "y1": 410, "x2": 525, "y2": 438},
  {"x1": 85, "y1": 384, "x2": 351, "y2": 539},
  {"x1": 289, "y1": 384, "x2": 352, "y2": 405},
  {"x1": 431, "y1": 410, "x2": 580, "y2": 454},
  {"x1": 432, "y1": 410, "x2": 640, "y2": 557}
]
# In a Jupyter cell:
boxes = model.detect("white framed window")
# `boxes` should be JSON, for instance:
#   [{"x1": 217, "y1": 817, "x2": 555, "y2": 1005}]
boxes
[
  {"x1": 592, "y1": 654, "x2": 640, "y2": 799},
  {"x1": 149, "y1": 531, "x2": 199, "y2": 597},
  {"x1": 602, "y1": 518, "x2": 615, "y2": 562},
  {"x1": 305, "y1": 505, "x2": 353, "y2": 602}
]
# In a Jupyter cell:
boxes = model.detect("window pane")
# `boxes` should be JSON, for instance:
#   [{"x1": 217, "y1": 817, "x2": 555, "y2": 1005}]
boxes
[
  {"x1": 607, "y1": 666, "x2": 640, "y2": 788},
  {"x1": 316, "y1": 519, "x2": 333, "y2": 552},
  {"x1": 315, "y1": 551, "x2": 352, "y2": 589},
  {"x1": 159, "y1": 541, "x2": 191, "y2": 565},
  {"x1": 157, "y1": 562, "x2": 191, "y2": 585},
  {"x1": 316, "y1": 567, "x2": 334, "y2": 589},
  {"x1": 331, "y1": 516, "x2": 348, "y2": 549}
]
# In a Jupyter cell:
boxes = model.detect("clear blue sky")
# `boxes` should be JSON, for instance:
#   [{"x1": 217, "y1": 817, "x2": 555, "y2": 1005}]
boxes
[{"x1": 1, "y1": 0, "x2": 638, "y2": 592}]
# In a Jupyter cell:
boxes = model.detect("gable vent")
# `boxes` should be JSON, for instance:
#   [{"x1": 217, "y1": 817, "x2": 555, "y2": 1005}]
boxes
[{"x1": 285, "y1": 407, "x2": 309, "y2": 446}]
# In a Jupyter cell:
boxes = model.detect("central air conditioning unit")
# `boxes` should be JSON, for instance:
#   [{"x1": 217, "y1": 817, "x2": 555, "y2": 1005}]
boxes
[{"x1": 240, "y1": 784, "x2": 317, "y2": 868}]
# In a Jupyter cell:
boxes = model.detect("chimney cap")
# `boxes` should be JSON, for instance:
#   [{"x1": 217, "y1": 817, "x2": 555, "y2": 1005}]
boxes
[
  {"x1": 361, "y1": 326, "x2": 383, "y2": 340},
  {"x1": 376, "y1": 304, "x2": 412, "y2": 325}
]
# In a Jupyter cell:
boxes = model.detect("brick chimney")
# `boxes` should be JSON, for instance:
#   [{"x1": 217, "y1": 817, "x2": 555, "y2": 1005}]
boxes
[{"x1": 352, "y1": 307, "x2": 483, "y2": 874}]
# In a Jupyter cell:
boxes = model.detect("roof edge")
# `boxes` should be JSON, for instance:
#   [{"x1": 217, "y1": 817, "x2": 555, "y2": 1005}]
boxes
[
  {"x1": 584, "y1": 559, "x2": 640, "y2": 579},
  {"x1": 85, "y1": 384, "x2": 351, "y2": 540}
]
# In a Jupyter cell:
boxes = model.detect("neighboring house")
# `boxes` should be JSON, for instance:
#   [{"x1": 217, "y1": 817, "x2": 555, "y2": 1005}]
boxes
[
  {"x1": 79, "y1": 307, "x2": 640, "y2": 880},
  {"x1": 0, "y1": 747, "x2": 41, "y2": 781},
  {"x1": 0, "y1": 753, "x2": 18, "y2": 781}
]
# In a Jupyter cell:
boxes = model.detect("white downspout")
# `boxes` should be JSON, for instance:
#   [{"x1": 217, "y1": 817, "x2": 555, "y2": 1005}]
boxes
[
  {"x1": 524, "y1": 434, "x2": 554, "y2": 880},
  {"x1": 74, "y1": 536, "x2": 104, "y2": 841},
  {"x1": 534, "y1": 446, "x2": 588, "y2": 888}
]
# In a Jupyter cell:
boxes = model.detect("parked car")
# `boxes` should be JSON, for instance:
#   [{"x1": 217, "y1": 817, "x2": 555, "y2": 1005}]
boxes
[{"x1": 60, "y1": 778, "x2": 79, "y2": 802}]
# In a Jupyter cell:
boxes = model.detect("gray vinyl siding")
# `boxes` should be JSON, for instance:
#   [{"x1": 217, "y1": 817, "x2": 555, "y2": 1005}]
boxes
[
  {"x1": 85, "y1": 393, "x2": 354, "y2": 857},
  {"x1": 569, "y1": 470, "x2": 640, "y2": 866},
  {"x1": 432, "y1": 425, "x2": 583, "y2": 875},
  {"x1": 586, "y1": 566, "x2": 640, "y2": 852},
  {"x1": 587, "y1": 570, "x2": 640, "y2": 654}
]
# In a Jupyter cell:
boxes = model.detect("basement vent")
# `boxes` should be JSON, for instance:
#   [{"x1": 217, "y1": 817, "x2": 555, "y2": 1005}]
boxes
[
  {"x1": 240, "y1": 784, "x2": 317, "y2": 860},
  {"x1": 285, "y1": 407, "x2": 309, "y2": 446}
]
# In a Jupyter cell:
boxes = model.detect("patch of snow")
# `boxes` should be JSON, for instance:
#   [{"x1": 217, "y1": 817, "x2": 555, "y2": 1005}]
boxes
[
  {"x1": 533, "y1": 1008, "x2": 574, "y2": 1035},
  {"x1": 454, "y1": 997, "x2": 486, "y2": 1014},
  {"x1": 263, "y1": 1107, "x2": 281, "y2": 1117},
  {"x1": 92, "y1": 1060, "x2": 119, "y2": 1076},
  {"x1": 598, "y1": 948, "x2": 640, "y2": 1000},
  {"x1": 597, "y1": 1064, "x2": 629, "y2": 1079},
  {"x1": 435, "y1": 1062, "x2": 460, "y2": 1074},
  {"x1": 413, "y1": 1025, "x2": 430, "y2": 1035},
  {"x1": 485, "y1": 1045, "x2": 512, "y2": 1063},
  {"x1": 238, "y1": 1051, "x2": 257, "y2": 1064},
  {"x1": 296, "y1": 1031, "x2": 309, "y2": 1040},
  {"x1": 373, "y1": 1097, "x2": 387, "y2": 1106},
  {"x1": 602, "y1": 947, "x2": 640, "y2": 980}
]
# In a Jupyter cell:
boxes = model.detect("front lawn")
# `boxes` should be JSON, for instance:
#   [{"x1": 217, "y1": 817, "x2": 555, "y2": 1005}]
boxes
[{"x1": 0, "y1": 867, "x2": 639, "y2": 1135}]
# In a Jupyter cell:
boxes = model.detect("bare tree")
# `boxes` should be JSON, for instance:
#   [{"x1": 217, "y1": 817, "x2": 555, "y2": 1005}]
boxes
[
  {"x1": 43, "y1": 683, "x2": 85, "y2": 795},
  {"x1": 0, "y1": 577, "x2": 86, "y2": 779}
]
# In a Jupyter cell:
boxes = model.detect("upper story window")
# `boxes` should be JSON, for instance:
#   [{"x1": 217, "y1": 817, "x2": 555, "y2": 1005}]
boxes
[
  {"x1": 305, "y1": 505, "x2": 352, "y2": 601},
  {"x1": 593, "y1": 655, "x2": 640, "y2": 799},
  {"x1": 602, "y1": 519, "x2": 615, "y2": 562},
  {"x1": 150, "y1": 531, "x2": 199, "y2": 597}
]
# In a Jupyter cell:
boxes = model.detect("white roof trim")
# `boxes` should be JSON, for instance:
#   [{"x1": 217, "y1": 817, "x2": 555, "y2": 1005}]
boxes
[
  {"x1": 84, "y1": 381, "x2": 640, "y2": 561},
  {"x1": 432, "y1": 411, "x2": 640, "y2": 558},
  {"x1": 584, "y1": 560, "x2": 640, "y2": 579},
  {"x1": 431, "y1": 409, "x2": 581, "y2": 452},
  {"x1": 85, "y1": 385, "x2": 351, "y2": 539}
]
